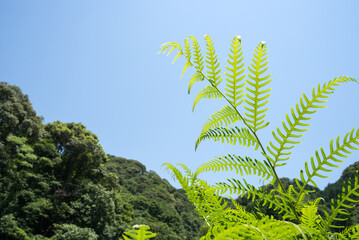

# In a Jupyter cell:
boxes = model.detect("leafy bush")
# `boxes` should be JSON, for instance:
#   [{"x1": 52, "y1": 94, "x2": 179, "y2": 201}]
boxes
[
  {"x1": 160, "y1": 35, "x2": 359, "y2": 239},
  {"x1": 51, "y1": 224, "x2": 98, "y2": 240}
]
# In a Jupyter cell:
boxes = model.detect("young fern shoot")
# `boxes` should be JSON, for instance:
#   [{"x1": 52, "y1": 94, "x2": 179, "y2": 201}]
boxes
[{"x1": 159, "y1": 35, "x2": 359, "y2": 239}]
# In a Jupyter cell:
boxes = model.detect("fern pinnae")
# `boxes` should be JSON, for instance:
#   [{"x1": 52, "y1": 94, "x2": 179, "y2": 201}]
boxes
[
  {"x1": 295, "y1": 128, "x2": 359, "y2": 207},
  {"x1": 225, "y1": 36, "x2": 246, "y2": 108},
  {"x1": 195, "y1": 126, "x2": 259, "y2": 150},
  {"x1": 189, "y1": 36, "x2": 204, "y2": 71},
  {"x1": 213, "y1": 179, "x2": 293, "y2": 218},
  {"x1": 158, "y1": 42, "x2": 183, "y2": 63},
  {"x1": 188, "y1": 71, "x2": 205, "y2": 94},
  {"x1": 181, "y1": 38, "x2": 193, "y2": 77},
  {"x1": 162, "y1": 163, "x2": 191, "y2": 190},
  {"x1": 243, "y1": 41, "x2": 272, "y2": 132},
  {"x1": 335, "y1": 224, "x2": 359, "y2": 239},
  {"x1": 192, "y1": 85, "x2": 222, "y2": 111},
  {"x1": 204, "y1": 35, "x2": 222, "y2": 86},
  {"x1": 267, "y1": 77, "x2": 358, "y2": 168},
  {"x1": 323, "y1": 172, "x2": 359, "y2": 232},
  {"x1": 196, "y1": 105, "x2": 240, "y2": 148},
  {"x1": 195, "y1": 154, "x2": 273, "y2": 180}
]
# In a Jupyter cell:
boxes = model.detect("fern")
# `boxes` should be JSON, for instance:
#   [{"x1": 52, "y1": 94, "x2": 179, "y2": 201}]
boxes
[
  {"x1": 196, "y1": 154, "x2": 272, "y2": 180},
  {"x1": 295, "y1": 128, "x2": 359, "y2": 206},
  {"x1": 195, "y1": 126, "x2": 259, "y2": 150},
  {"x1": 321, "y1": 171, "x2": 359, "y2": 231},
  {"x1": 160, "y1": 34, "x2": 358, "y2": 240},
  {"x1": 334, "y1": 224, "x2": 359, "y2": 239},
  {"x1": 225, "y1": 36, "x2": 246, "y2": 108},
  {"x1": 122, "y1": 225, "x2": 156, "y2": 240},
  {"x1": 188, "y1": 71, "x2": 205, "y2": 94},
  {"x1": 204, "y1": 35, "x2": 222, "y2": 86},
  {"x1": 243, "y1": 41, "x2": 271, "y2": 132},
  {"x1": 193, "y1": 85, "x2": 222, "y2": 111},
  {"x1": 267, "y1": 77, "x2": 358, "y2": 168}
]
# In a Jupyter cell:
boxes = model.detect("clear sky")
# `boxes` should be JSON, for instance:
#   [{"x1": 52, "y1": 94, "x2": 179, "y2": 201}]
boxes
[{"x1": 1, "y1": 1, "x2": 358, "y2": 190}]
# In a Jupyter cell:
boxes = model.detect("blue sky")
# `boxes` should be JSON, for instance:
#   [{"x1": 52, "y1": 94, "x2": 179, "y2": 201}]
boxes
[{"x1": 1, "y1": 1, "x2": 358, "y2": 190}]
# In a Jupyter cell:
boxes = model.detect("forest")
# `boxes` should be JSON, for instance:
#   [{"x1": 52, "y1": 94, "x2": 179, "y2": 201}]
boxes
[{"x1": 1, "y1": 81, "x2": 359, "y2": 239}]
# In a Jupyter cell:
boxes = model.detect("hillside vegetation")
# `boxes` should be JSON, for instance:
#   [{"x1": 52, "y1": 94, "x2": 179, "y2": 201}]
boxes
[{"x1": 0, "y1": 82, "x2": 358, "y2": 239}]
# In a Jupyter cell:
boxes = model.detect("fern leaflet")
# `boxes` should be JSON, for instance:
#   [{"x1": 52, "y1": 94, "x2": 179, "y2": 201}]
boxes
[
  {"x1": 122, "y1": 225, "x2": 156, "y2": 240},
  {"x1": 322, "y1": 172, "x2": 359, "y2": 231},
  {"x1": 195, "y1": 126, "x2": 259, "y2": 150},
  {"x1": 188, "y1": 71, "x2": 205, "y2": 94},
  {"x1": 267, "y1": 77, "x2": 358, "y2": 168},
  {"x1": 204, "y1": 35, "x2": 222, "y2": 86},
  {"x1": 195, "y1": 154, "x2": 273, "y2": 180},
  {"x1": 243, "y1": 41, "x2": 271, "y2": 132},
  {"x1": 196, "y1": 105, "x2": 240, "y2": 148},
  {"x1": 189, "y1": 36, "x2": 204, "y2": 71},
  {"x1": 225, "y1": 36, "x2": 246, "y2": 107},
  {"x1": 193, "y1": 85, "x2": 222, "y2": 111},
  {"x1": 295, "y1": 128, "x2": 359, "y2": 206}
]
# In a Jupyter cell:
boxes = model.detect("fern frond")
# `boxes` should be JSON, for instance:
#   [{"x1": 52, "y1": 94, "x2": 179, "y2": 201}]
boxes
[
  {"x1": 181, "y1": 38, "x2": 193, "y2": 77},
  {"x1": 300, "y1": 200, "x2": 321, "y2": 230},
  {"x1": 204, "y1": 35, "x2": 222, "y2": 86},
  {"x1": 196, "y1": 105, "x2": 240, "y2": 147},
  {"x1": 225, "y1": 36, "x2": 246, "y2": 107},
  {"x1": 193, "y1": 85, "x2": 222, "y2": 111},
  {"x1": 296, "y1": 128, "x2": 359, "y2": 205},
  {"x1": 201, "y1": 224, "x2": 265, "y2": 240},
  {"x1": 122, "y1": 225, "x2": 156, "y2": 240},
  {"x1": 213, "y1": 179, "x2": 294, "y2": 219},
  {"x1": 243, "y1": 41, "x2": 271, "y2": 132},
  {"x1": 334, "y1": 224, "x2": 359, "y2": 239},
  {"x1": 162, "y1": 163, "x2": 191, "y2": 190},
  {"x1": 188, "y1": 71, "x2": 205, "y2": 94},
  {"x1": 195, "y1": 127, "x2": 259, "y2": 150},
  {"x1": 227, "y1": 198, "x2": 258, "y2": 222},
  {"x1": 158, "y1": 42, "x2": 183, "y2": 63},
  {"x1": 200, "y1": 218, "x2": 306, "y2": 240},
  {"x1": 322, "y1": 172, "x2": 359, "y2": 231},
  {"x1": 189, "y1": 36, "x2": 204, "y2": 71},
  {"x1": 195, "y1": 154, "x2": 273, "y2": 180},
  {"x1": 267, "y1": 77, "x2": 358, "y2": 167}
]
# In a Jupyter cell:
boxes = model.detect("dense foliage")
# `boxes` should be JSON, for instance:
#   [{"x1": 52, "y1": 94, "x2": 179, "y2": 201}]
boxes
[
  {"x1": 0, "y1": 82, "x2": 204, "y2": 239},
  {"x1": 160, "y1": 35, "x2": 359, "y2": 239},
  {"x1": 1, "y1": 75, "x2": 359, "y2": 239}
]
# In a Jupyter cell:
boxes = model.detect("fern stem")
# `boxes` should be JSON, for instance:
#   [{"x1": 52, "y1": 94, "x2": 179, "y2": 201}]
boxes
[{"x1": 184, "y1": 55, "x2": 301, "y2": 223}]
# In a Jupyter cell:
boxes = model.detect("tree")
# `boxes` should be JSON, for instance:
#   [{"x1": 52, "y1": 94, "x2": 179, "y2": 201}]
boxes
[
  {"x1": 44, "y1": 121, "x2": 107, "y2": 185},
  {"x1": 0, "y1": 82, "x2": 41, "y2": 143}
]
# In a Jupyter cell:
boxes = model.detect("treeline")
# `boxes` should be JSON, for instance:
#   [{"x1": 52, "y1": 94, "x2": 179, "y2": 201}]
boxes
[
  {"x1": 0, "y1": 82, "x2": 204, "y2": 240},
  {"x1": 0, "y1": 82, "x2": 358, "y2": 239}
]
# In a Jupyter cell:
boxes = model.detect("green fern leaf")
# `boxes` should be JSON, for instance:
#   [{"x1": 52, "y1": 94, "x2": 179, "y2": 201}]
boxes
[
  {"x1": 188, "y1": 71, "x2": 205, "y2": 94},
  {"x1": 213, "y1": 179, "x2": 297, "y2": 220},
  {"x1": 195, "y1": 126, "x2": 259, "y2": 150},
  {"x1": 181, "y1": 38, "x2": 193, "y2": 77},
  {"x1": 158, "y1": 42, "x2": 183, "y2": 63},
  {"x1": 300, "y1": 200, "x2": 321, "y2": 230},
  {"x1": 193, "y1": 85, "x2": 222, "y2": 111},
  {"x1": 195, "y1": 154, "x2": 273, "y2": 180},
  {"x1": 322, "y1": 171, "x2": 359, "y2": 231},
  {"x1": 196, "y1": 105, "x2": 240, "y2": 147},
  {"x1": 243, "y1": 41, "x2": 271, "y2": 132},
  {"x1": 225, "y1": 36, "x2": 246, "y2": 107},
  {"x1": 162, "y1": 163, "x2": 191, "y2": 190},
  {"x1": 267, "y1": 77, "x2": 358, "y2": 168},
  {"x1": 295, "y1": 128, "x2": 359, "y2": 205},
  {"x1": 189, "y1": 36, "x2": 204, "y2": 71},
  {"x1": 122, "y1": 225, "x2": 156, "y2": 240},
  {"x1": 335, "y1": 224, "x2": 359, "y2": 239},
  {"x1": 204, "y1": 35, "x2": 222, "y2": 86}
]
